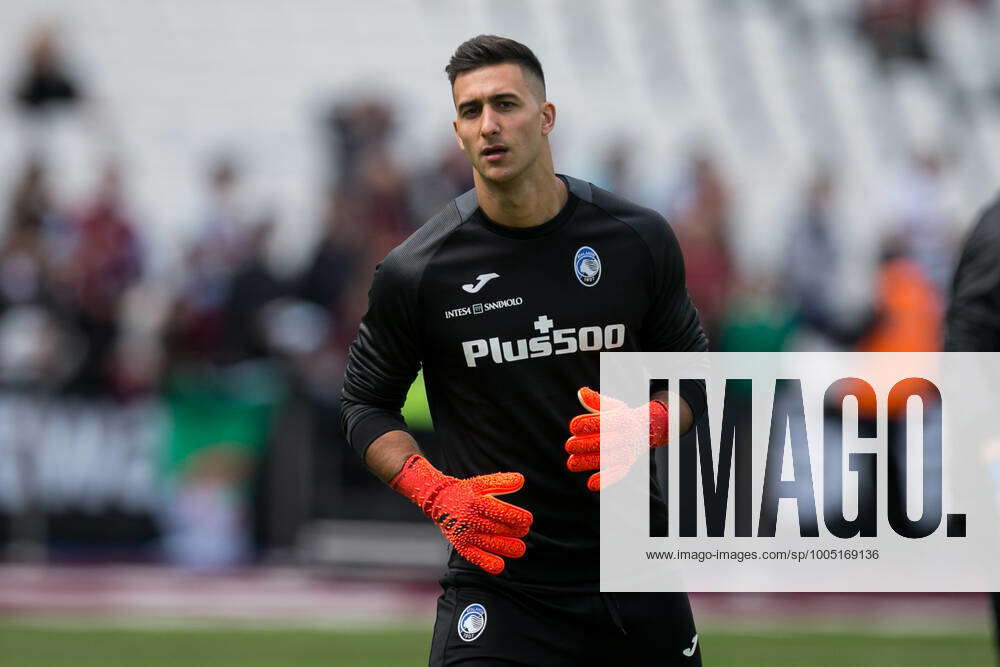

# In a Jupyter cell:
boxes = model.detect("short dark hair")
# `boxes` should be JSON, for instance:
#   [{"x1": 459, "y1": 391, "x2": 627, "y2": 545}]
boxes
[{"x1": 445, "y1": 35, "x2": 545, "y2": 93}]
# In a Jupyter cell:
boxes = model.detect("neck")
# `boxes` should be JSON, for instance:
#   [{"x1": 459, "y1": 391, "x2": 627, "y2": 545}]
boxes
[{"x1": 474, "y1": 149, "x2": 568, "y2": 228}]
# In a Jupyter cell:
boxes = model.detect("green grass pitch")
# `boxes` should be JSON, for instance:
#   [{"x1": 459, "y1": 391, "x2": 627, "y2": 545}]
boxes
[{"x1": 0, "y1": 622, "x2": 994, "y2": 666}]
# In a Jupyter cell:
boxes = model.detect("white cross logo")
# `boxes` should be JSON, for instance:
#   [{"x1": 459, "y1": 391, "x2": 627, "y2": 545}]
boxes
[{"x1": 533, "y1": 315, "x2": 554, "y2": 334}]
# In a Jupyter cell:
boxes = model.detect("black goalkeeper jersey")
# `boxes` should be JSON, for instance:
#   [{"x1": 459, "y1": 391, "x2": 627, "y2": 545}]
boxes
[{"x1": 341, "y1": 175, "x2": 708, "y2": 588}]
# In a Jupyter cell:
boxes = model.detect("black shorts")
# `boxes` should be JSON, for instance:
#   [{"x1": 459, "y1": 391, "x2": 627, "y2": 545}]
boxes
[{"x1": 428, "y1": 572, "x2": 701, "y2": 666}]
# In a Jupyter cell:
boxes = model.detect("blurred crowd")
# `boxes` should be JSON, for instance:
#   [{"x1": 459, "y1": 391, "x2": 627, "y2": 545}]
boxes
[
  {"x1": 665, "y1": 147, "x2": 952, "y2": 355},
  {"x1": 857, "y1": 0, "x2": 992, "y2": 69},
  {"x1": 0, "y1": 12, "x2": 977, "y2": 569}
]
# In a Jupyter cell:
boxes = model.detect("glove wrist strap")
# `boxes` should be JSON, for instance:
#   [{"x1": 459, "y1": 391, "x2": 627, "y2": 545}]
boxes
[{"x1": 389, "y1": 454, "x2": 454, "y2": 516}]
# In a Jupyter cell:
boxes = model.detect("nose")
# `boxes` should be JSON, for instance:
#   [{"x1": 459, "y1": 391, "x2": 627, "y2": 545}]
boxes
[{"x1": 480, "y1": 107, "x2": 501, "y2": 138}]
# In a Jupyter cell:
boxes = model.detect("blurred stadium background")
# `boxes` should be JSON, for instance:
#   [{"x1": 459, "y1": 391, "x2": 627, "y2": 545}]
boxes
[{"x1": 1, "y1": 0, "x2": 999, "y2": 664}]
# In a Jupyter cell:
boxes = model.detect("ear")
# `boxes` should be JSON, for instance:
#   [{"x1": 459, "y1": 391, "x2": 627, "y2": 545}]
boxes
[
  {"x1": 540, "y1": 101, "x2": 556, "y2": 136},
  {"x1": 452, "y1": 119, "x2": 464, "y2": 151}
]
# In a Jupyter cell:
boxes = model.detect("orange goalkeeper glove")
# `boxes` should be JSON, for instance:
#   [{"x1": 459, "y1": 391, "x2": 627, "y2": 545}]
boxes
[
  {"x1": 565, "y1": 387, "x2": 669, "y2": 492},
  {"x1": 390, "y1": 454, "x2": 533, "y2": 575}
]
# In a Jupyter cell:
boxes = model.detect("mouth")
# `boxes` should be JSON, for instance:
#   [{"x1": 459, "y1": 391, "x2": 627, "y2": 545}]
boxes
[{"x1": 481, "y1": 145, "x2": 509, "y2": 162}]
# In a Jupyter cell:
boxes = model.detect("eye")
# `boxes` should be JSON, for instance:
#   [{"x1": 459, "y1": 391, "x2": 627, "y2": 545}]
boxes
[
  {"x1": 462, "y1": 107, "x2": 480, "y2": 118},
  {"x1": 498, "y1": 101, "x2": 515, "y2": 110}
]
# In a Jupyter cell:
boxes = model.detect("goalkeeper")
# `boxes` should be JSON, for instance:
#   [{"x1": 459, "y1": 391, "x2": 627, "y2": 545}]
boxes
[{"x1": 341, "y1": 35, "x2": 707, "y2": 666}]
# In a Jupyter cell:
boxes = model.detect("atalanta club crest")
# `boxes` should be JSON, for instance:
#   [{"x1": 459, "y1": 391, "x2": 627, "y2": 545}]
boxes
[
  {"x1": 457, "y1": 603, "x2": 487, "y2": 642},
  {"x1": 574, "y1": 246, "x2": 601, "y2": 287}
]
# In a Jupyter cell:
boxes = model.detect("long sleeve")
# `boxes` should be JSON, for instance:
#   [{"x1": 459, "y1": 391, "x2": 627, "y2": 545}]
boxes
[
  {"x1": 340, "y1": 253, "x2": 423, "y2": 458},
  {"x1": 639, "y1": 217, "x2": 709, "y2": 422}
]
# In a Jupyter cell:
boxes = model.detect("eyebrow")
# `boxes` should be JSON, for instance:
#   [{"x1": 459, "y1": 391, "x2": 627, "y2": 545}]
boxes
[{"x1": 457, "y1": 93, "x2": 521, "y2": 114}]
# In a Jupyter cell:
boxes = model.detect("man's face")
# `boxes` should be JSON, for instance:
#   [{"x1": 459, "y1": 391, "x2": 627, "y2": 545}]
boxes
[{"x1": 451, "y1": 63, "x2": 554, "y2": 185}]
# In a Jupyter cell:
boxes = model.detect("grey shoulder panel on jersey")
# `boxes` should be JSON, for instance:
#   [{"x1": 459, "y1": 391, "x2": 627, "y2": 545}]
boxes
[
  {"x1": 455, "y1": 188, "x2": 479, "y2": 222},
  {"x1": 586, "y1": 180, "x2": 668, "y2": 231},
  {"x1": 563, "y1": 174, "x2": 593, "y2": 203},
  {"x1": 383, "y1": 195, "x2": 474, "y2": 283},
  {"x1": 391, "y1": 178, "x2": 590, "y2": 281},
  {"x1": 584, "y1": 180, "x2": 679, "y2": 275}
]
